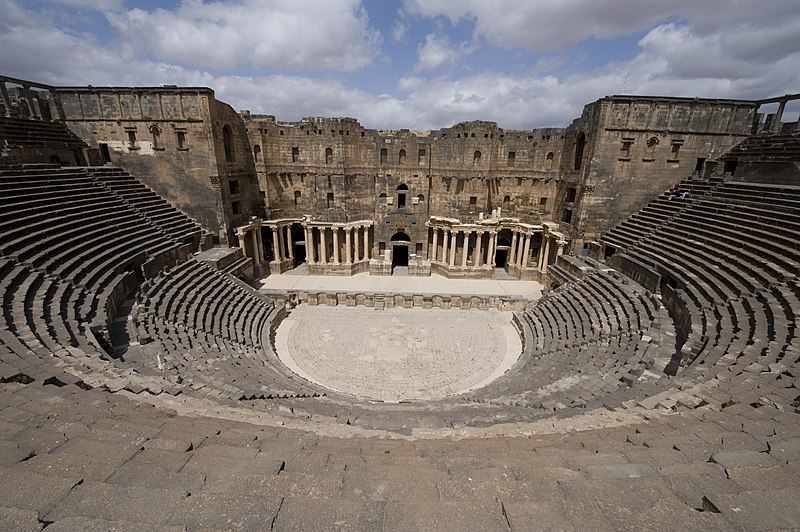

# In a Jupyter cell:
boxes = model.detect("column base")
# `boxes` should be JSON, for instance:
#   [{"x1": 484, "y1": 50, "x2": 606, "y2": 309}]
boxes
[
  {"x1": 269, "y1": 258, "x2": 294, "y2": 275},
  {"x1": 307, "y1": 260, "x2": 370, "y2": 276},
  {"x1": 430, "y1": 261, "x2": 494, "y2": 279},
  {"x1": 505, "y1": 263, "x2": 546, "y2": 281}
]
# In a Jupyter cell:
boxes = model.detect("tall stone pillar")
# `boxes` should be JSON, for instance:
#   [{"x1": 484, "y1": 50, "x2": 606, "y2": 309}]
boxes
[
  {"x1": 774, "y1": 100, "x2": 786, "y2": 132},
  {"x1": 306, "y1": 227, "x2": 315, "y2": 264},
  {"x1": 521, "y1": 234, "x2": 531, "y2": 268},
  {"x1": 345, "y1": 228, "x2": 352, "y2": 264},
  {"x1": 332, "y1": 227, "x2": 340, "y2": 264},
  {"x1": 461, "y1": 231, "x2": 469, "y2": 267},
  {"x1": 509, "y1": 231, "x2": 518, "y2": 266},
  {"x1": 441, "y1": 229, "x2": 449, "y2": 263},
  {"x1": 354, "y1": 226, "x2": 361, "y2": 261},
  {"x1": 320, "y1": 228, "x2": 327, "y2": 263},
  {"x1": 285, "y1": 225, "x2": 293, "y2": 259},
  {"x1": 277, "y1": 226, "x2": 286, "y2": 261},
  {"x1": 540, "y1": 236, "x2": 551, "y2": 272},
  {"x1": 475, "y1": 231, "x2": 483, "y2": 267},
  {"x1": 250, "y1": 229, "x2": 261, "y2": 265},
  {"x1": 237, "y1": 232, "x2": 247, "y2": 256},
  {"x1": 271, "y1": 227, "x2": 280, "y2": 261},
  {"x1": 364, "y1": 226, "x2": 370, "y2": 259},
  {"x1": 431, "y1": 228, "x2": 438, "y2": 261},
  {"x1": 536, "y1": 235, "x2": 545, "y2": 270},
  {"x1": 488, "y1": 232, "x2": 496, "y2": 267},
  {"x1": 449, "y1": 230, "x2": 457, "y2": 266},
  {"x1": 256, "y1": 227, "x2": 265, "y2": 264},
  {"x1": 0, "y1": 83, "x2": 12, "y2": 118}
]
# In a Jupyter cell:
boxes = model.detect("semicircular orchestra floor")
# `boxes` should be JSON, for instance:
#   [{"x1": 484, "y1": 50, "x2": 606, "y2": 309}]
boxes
[{"x1": 274, "y1": 305, "x2": 522, "y2": 402}]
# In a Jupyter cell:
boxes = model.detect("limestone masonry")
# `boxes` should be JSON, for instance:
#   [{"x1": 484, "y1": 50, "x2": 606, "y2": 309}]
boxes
[{"x1": 1, "y1": 73, "x2": 800, "y2": 529}]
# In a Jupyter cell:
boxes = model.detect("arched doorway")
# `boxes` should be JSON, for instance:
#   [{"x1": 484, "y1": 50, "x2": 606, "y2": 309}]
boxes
[{"x1": 390, "y1": 231, "x2": 410, "y2": 273}]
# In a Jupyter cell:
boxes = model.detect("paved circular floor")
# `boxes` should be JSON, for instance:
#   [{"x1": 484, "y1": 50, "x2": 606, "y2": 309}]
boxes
[{"x1": 274, "y1": 305, "x2": 522, "y2": 402}]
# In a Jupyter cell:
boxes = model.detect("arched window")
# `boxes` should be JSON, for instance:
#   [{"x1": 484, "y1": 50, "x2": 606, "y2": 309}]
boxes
[
  {"x1": 574, "y1": 132, "x2": 585, "y2": 170},
  {"x1": 398, "y1": 149, "x2": 406, "y2": 164},
  {"x1": 379, "y1": 192, "x2": 388, "y2": 205},
  {"x1": 502, "y1": 195, "x2": 510, "y2": 209},
  {"x1": 473, "y1": 150, "x2": 481, "y2": 165},
  {"x1": 149, "y1": 124, "x2": 162, "y2": 150},
  {"x1": 417, "y1": 194, "x2": 425, "y2": 204},
  {"x1": 396, "y1": 184, "x2": 408, "y2": 208},
  {"x1": 325, "y1": 147, "x2": 333, "y2": 165},
  {"x1": 253, "y1": 144, "x2": 261, "y2": 162},
  {"x1": 222, "y1": 125, "x2": 234, "y2": 162},
  {"x1": 545, "y1": 152, "x2": 554, "y2": 171},
  {"x1": 294, "y1": 190, "x2": 301, "y2": 205}
]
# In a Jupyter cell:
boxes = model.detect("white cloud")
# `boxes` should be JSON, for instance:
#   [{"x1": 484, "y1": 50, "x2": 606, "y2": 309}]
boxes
[
  {"x1": 401, "y1": 0, "x2": 800, "y2": 54},
  {"x1": 392, "y1": 19, "x2": 408, "y2": 42},
  {"x1": 2, "y1": 0, "x2": 800, "y2": 131},
  {"x1": 415, "y1": 33, "x2": 457, "y2": 72},
  {"x1": 107, "y1": 0, "x2": 382, "y2": 72}
]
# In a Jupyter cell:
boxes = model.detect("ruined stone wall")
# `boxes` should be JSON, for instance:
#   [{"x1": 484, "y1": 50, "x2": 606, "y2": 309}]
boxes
[
  {"x1": 243, "y1": 114, "x2": 564, "y2": 257},
  {"x1": 55, "y1": 86, "x2": 254, "y2": 243},
  {"x1": 557, "y1": 96, "x2": 757, "y2": 253},
  {"x1": 209, "y1": 102, "x2": 262, "y2": 244}
]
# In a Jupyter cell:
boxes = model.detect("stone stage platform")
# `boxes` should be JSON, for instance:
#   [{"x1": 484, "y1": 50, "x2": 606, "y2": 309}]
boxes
[{"x1": 258, "y1": 271, "x2": 544, "y2": 301}]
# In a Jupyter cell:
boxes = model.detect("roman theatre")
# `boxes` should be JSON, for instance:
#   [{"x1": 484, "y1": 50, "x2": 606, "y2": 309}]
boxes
[{"x1": 1, "y1": 74, "x2": 799, "y2": 529}]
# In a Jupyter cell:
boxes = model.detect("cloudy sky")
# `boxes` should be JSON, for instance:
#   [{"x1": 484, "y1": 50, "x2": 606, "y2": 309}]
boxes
[{"x1": 2, "y1": 0, "x2": 799, "y2": 129}]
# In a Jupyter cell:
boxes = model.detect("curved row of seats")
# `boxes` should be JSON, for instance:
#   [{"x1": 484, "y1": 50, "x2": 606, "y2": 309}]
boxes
[
  {"x1": 465, "y1": 267, "x2": 675, "y2": 413},
  {"x1": 0, "y1": 164, "x2": 210, "y2": 398},
  {"x1": 601, "y1": 177, "x2": 799, "y2": 410},
  {"x1": 132, "y1": 259, "x2": 325, "y2": 400}
]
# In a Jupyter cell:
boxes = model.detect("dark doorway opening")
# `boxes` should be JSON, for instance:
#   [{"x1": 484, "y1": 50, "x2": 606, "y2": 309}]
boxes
[
  {"x1": 495, "y1": 237, "x2": 511, "y2": 267},
  {"x1": 392, "y1": 245, "x2": 408, "y2": 267},
  {"x1": 495, "y1": 249, "x2": 508, "y2": 267},
  {"x1": 291, "y1": 224, "x2": 306, "y2": 264},
  {"x1": 390, "y1": 231, "x2": 411, "y2": 273}
]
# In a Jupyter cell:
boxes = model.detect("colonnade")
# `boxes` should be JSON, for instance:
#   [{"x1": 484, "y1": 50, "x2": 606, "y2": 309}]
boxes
[
  {"x1": 305, "y1": 223, "x2": 372, "y2": 265},
  {"x1": 269, "y1": 223, "x2": 294, "y2": 262},
  {"x1": 427, "y1": 223, "x2": 567, "y2": 273},
  {"x1": 427, "y1": 226, "x2": 498, "y2": 268},
  {"x1": 235, "y1": 218, "x2": 265, "y2": 266}
]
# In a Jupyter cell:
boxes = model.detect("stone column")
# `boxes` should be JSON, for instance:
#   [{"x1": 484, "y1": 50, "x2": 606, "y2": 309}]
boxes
[
  {"x1": 320, "y1": 227, "x2": 327, "y2": 263},
  {"x1": 251, "y1": 229, "x2": 261, "y2": 265},
  {"x1": 509, "y1": 231, "x2": 518, "y2": 266},
  {"x1": 332, "y1": 227, "x2": 340, "y2": 264},
  {"x1": 0, "y1": 83, "x2": 11, "y2": 118},
  {"x1": 354, "y1": 226, "x2": 361, "y2": 262},
  {"x1": 277, "y1": 226, "x2": 286, "y2": 261},
  {"x1": 521, "y1": 233, "x2": 531, "y2": 268},
  {"x1": 305, "y1": 227, "x2": 315, "y2": 264},
  {"x1": 461, "y1": 230, "x2": 469, "y2": 267},
  {"x1": 285, "y1": 225, "x2": 293, "y2": 259},
  {"x1": 345, "y1": 227, "x2": 352, "y2": 264},
  {"x1": 271, "y1": 227, "x2": 280, "y2": 261},
  {"x1": 540, "y1": 236, "x2": 551, "y2": 272},
  {"x1": 441, "y1": 229, "x2": 449, "y2": 263},
  {"x1": 774, "y1": 100, "x2": 786, "y2": 132},
  {"x1": 537, "y1": 235, "x2": 546, "y2": 270},
  {"x1": 237, "y1": 232, "x2": 247, "y2": 256},
  {"x1": 488, "y1": 232, "x2": 496, "y2": 267},
  {"x1": 431, "y1": 228, "x2": 439, "y2": 262},
  {"x1": 364, "y1": 226, "x2": 370, "y2": 259},
  {"x1": 475, "y1": 231, "x2": 483, "y2": 267},
  {"x1": 449, "y1": 230, "x2": 457, "y2": 266},
  {"x1": 258, "y1": 228, "x2": 266, "y2": 264}
]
